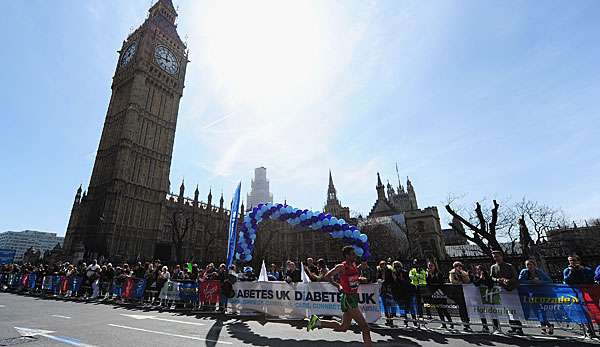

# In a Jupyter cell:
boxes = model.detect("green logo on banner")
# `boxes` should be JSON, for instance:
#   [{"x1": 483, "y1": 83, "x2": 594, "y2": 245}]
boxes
[{"x1": 480, "y1": 287, "x2": 501, "y2": 305}]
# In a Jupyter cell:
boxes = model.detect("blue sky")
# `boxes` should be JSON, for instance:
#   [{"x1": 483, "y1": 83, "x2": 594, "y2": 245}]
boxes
[{"x1": 1, "y1": 0, "x2": 599, "y2": 236}]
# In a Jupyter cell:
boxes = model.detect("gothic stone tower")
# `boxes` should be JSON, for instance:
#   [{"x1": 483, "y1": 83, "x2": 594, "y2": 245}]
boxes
[
  {"x1": 65, "y1": 0, "x2": 188, "y2": 259},
  {"x1": 323, "y1": 170, "x2": 350, "y2": 221}
]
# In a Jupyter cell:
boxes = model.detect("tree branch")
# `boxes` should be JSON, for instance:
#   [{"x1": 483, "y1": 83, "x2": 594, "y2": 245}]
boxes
[
  {"x1": 475, "y1": 202, "x2": 487, "y2": 234},
  {"x1": 489, "y1": 199, "x2": 499, "y2": 237},
  {"x1": 446, "y1": 204, "x2": 481, "y2": 233}
]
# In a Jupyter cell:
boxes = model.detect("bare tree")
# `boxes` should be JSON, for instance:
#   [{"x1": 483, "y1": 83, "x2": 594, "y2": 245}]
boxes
[
  {"x1": 511, "y1": 198, "x2": 567, "y2": 243},
  {"x1": 445, "y1": 200, "x2": 504, "y2": 257},
  {"x1": 587, "y1": 218, "x2": 600, "y2": 227},
  {"x1": 171, "y1": 210, "x2": 192, "y2": 264},
  {"x1": 200, "y1": 215, "x2": 227, "y2": 263}
]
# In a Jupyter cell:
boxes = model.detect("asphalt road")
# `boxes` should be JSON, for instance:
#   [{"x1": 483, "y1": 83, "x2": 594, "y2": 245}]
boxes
[{"x1": 0, "y1": 292, "x2": 597, "y2": 346}]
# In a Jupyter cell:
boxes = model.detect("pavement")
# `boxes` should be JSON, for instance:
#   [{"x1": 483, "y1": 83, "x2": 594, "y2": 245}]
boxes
[{"x1": 1, "y1": 292, "x2": 599, "y2": 346}]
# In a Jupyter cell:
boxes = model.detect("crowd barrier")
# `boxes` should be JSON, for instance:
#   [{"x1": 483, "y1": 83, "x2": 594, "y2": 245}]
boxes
[{"x1": 1, "y1": 272, "x2": 598, "y2": 337}]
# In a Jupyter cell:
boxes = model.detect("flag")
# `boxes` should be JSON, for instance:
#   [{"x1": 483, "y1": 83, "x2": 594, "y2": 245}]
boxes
[
  {"x1": 300, "y1": 262, "x2": 312, "y2": 283},
  {"x1": 226, "y1": 182, "x2": 241, "y2": 268},
  {"x1": 258, "y1": 260, "x2": 268, "y2": 282}
]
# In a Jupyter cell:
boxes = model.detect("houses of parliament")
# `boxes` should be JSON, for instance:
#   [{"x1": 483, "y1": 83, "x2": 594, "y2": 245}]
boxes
[{"x1": 64, "y1": 0, "x2": 447, "y2": 264}]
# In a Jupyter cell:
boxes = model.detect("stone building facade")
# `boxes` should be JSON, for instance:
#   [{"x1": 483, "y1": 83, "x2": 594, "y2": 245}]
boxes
[
  {"x1": 251, "y1": 220, "x2": 347, "y2": 266},
  {"x1": 360, "y1": 172, "x2": 447, "y2": 261},
  {"x1": 64, "y1": 1, "x2": 230, "y2": 263}
]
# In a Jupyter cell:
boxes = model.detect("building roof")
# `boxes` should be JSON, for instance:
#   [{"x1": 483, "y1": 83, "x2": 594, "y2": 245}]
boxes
[{"x1": 445, "y1": 242, "x2": 521, "y2": 258}]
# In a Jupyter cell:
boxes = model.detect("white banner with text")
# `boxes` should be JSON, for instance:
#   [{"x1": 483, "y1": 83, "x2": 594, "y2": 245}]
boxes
[{"x1": 228, "y1": 281, "x2": 382, "y2": 323}]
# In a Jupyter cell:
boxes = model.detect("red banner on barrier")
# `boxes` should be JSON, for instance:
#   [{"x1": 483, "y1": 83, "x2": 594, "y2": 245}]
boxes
[
  {"x1": 20, "y1": 274, "x2": 29, "y2": 287},
  {"x1": 60, "y1": 276, "x2": 69, "y2": 294},
  {"x1": 578, "y1": 285, "x2": 600, "y2": 323},
  {"x1": 199, "y1": 280, "x2": 220, "y2": 304},
  {"x1": 122, "y1": 277, "x2": 135, "y2": 299}
]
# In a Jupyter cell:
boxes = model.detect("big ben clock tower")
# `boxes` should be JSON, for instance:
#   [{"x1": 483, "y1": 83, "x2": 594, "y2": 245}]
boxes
[{"x1": 65, "y1": 0, "x2": 188, "y2": 259}]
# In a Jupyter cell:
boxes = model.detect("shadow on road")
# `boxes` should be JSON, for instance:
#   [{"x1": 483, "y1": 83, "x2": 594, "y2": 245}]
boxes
[{"x1": 19, "y1": 293, "x2": 597, "y2": 346}]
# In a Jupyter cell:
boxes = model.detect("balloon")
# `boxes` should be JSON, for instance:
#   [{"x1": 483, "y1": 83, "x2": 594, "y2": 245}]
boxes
[
  {"x1": 322, "y1": 218, "x2": 330, "y2": 226},
  {"x1": 352, "y1": 230, "x2": 361, "y2": 238},
  {"x1": 342, "y1": 224, "x2": 350, "y2": 231},
  {"x1": 344, "y1": 230, "x2": 352, "y2": 238},
  {"x1": 235, "y1": 253, "x2": 241, "y2": 260},
  {"x1": 359, "y1": 234, "x2": 368, "y2": 243},
  {"x1": 330, "y1": 217, "x2": 338, "y2": 225},
  {"x1": 250, "y1": 234, "x2": 256, "y2": 241},
  {"x1": 338, "y1": 219, "x2": 346, "y2": 225},
  {"x1": 354, "y1": 247, "x2": 364, "y2": 257},
  {"x1": 244, "y1": 254, "x2": 252, "y2": 262}
]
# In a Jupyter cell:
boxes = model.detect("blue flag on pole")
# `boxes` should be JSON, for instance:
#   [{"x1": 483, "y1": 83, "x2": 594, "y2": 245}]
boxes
[{"x1": 226, "y1": 182, "x2": 241, "y2": 268}]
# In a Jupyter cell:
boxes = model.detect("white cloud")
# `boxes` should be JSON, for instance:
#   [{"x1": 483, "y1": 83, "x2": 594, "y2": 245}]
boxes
[{"x1": 180, "y1": 0, "x2": 380, "y2": 186}]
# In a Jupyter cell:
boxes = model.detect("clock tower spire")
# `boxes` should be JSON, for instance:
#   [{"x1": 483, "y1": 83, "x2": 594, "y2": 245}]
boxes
[{"x1": 64, "y1": 0, "x2": 189, "y2": 259}]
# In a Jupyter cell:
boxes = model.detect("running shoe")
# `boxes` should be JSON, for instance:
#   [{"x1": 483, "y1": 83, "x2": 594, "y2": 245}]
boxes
[{"x1": 307, "y1": 315, "x2": 320, "y2": 332}]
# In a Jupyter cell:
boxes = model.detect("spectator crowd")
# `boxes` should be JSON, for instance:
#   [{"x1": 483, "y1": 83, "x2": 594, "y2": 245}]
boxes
[{"x1": 1, "y1": 252, "x2": 599, "y2": 337}]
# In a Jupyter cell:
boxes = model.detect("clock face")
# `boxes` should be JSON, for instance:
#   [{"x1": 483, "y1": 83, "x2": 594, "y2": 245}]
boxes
[
  {"x1": 120, "y1": 42, "x2": 137, "y2": 66},
  {"x1": 154, "y1": 46, "x2": 179, "y2": 75}
]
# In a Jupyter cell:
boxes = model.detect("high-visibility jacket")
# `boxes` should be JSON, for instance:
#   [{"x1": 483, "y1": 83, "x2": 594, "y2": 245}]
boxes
[{"x1": 409, "y1": 268, "x2": 427, "y2": 287}]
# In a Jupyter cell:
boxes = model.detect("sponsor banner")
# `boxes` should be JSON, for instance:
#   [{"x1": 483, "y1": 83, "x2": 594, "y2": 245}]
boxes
[
  {"x1": 122, "y1": 278, "x2": 136, "y2": 299},
  {"x1": 42, "y1": 275, "x2": 54, "y2": 291},
  {"x1": 20, "y1": 274, "x2": 29, "y2": 288},
  {"x1": 133, "y1": 279, "x2": 147, "y2": 299},
  {"x1": 28, "y1": 273, "x2": 37, "y2": 289},
  {"x1": 577, "y1": 285, "x2": 600, "y2": 324},
  {"x1": 159, "y1": 280, "x2": 181, "y2": 301},
  {"x1": 70, "y1": 277, "x2": 83, "y2": 294},
  {"x1": 423, "y1": 285, "x2": 469, "y2": 319},
  {"x1": 178, "y1": 281, "x2": 199, "y2": 303},
  {"x1": 41, "y1": 275, "x2": 62, "y2": 294},
  {"x1": 378, "y1": 292, "x2": 417, "y2": 317},
  {"x1": 519, "y1": 284, "x2": 588, "y2": 323},
  {"x1": 200, "y1": 280, "x2": 220, "y2": 304},
  {"x1": 0, "y1": 249, "x2": 16, "y2": 265},
  {"x1": 228, "y1": 281, "x2": 381, "y2": 323},
  {"x1": 463, "y1": 285, "x2": 525, "y2": 321},
  {"x1": 112, "y1": 279, "x2": 123, "y2": 297}
]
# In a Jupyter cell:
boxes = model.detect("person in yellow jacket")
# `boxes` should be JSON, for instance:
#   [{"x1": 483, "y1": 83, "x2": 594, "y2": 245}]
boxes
[{"x1": 408, "y1": 259, "x2": 427, "y2": 321}]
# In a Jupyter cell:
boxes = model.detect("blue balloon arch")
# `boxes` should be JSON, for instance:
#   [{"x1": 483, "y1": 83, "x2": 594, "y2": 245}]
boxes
[{"x1": 235, "y1": 203, "x2": 371, "y2": 262}]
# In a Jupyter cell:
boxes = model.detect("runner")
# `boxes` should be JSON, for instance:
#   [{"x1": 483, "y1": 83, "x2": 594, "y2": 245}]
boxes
[{"x1": 307, "y1": 245, "x2": 373, "y2": 347}]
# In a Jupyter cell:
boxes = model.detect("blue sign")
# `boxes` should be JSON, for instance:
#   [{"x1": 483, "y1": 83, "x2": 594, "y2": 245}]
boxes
[
  {"x1": 519, "y1": 284, "x2": 588, "y2": 323},
  {"x1": 178, "y1": 281, "x2": 199, "y2": 303},
  {"x1": 28, "y1": 273, "x2": 38, "y2": 289},
  {"x1": 0, "y1": 249, "x2": 16, "y2": 265},
  {"x1": 133, "y1": 279, "x2": 146, "y2": 300},
  {"x1": 70, "y1": 277, "x2": 83, "y2": 294},
  {"x1": 226, "y1": 182, "x2": 241, "y2": 268}
]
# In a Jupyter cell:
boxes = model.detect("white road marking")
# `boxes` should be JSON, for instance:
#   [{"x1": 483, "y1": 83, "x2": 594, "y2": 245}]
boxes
[
  {"x1": 108, "y1": 324, "x2": 232, "y2": 345},
  {"x1": 120, "y1": 313, "x2": 205, "y2": 326},
  {"x1": 51, "y1": 314, "x2": 72, "y2": 319},
  {"x1": 14, "y1": 327, "x2": 96, "y2": 347}
]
